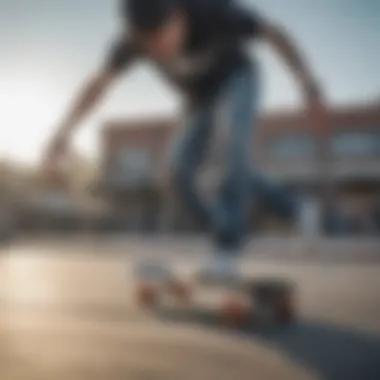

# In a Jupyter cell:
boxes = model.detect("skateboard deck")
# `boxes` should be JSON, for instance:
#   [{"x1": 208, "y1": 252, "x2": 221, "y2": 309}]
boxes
[{"x1": 134, "y1": 262, "x2": 296, "y2": 328}]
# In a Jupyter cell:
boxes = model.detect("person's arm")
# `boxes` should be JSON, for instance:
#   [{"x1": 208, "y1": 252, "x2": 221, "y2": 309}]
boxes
[
  {"x1": 45, "y1": 38, "x2": 138, "y2": 164},
  {"x1": 54, "y1": 69, "x2": 116, "y2": 140},
  {"x1": 54, "y1": 39, "x2": 138, "y2": 140},
  {"x1": 259, "y1": 21, "x2": 322, "y2": 100}
]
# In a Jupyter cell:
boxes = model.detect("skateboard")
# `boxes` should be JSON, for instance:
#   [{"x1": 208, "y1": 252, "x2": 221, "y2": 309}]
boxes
[{"x1": 134, "y1": 262, "x2": 296, "y2": 328}]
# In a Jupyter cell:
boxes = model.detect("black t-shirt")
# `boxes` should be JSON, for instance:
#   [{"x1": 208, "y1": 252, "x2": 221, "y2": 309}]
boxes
[{"x1": 106, "y1": 0, "x2": 263, "y2": 101}]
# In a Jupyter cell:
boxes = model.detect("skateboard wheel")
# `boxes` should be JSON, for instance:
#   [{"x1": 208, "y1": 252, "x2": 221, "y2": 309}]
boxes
[
  {"x1": 136, "y1": 283, "x2": 158, "y2": 308},
  {"x1": 220, "y1": 296, "x2": 251, "y2": 326},
  {"x1": 168, "y1": 280, "x2": 192, "y2": 305}
]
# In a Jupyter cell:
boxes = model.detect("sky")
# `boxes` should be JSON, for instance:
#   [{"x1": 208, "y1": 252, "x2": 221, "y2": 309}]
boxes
[{"x1": 0, "y1": 0, "x2": 379, "y2": 164}]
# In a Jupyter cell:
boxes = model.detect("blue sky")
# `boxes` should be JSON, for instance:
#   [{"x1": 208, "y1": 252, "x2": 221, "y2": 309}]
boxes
[{"x1": 0, "y1": 0, "x2": 379, "y2": 162}]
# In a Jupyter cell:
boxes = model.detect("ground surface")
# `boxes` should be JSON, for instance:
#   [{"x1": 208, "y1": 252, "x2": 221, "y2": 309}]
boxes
[{"x1": 0, "y1": 238, "x2": 380, "y2": 380}]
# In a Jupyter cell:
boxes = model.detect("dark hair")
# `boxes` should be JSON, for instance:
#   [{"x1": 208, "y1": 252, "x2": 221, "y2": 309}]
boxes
[{"x1": 121, "y1": 0, "x2": 178, "y2": 32}]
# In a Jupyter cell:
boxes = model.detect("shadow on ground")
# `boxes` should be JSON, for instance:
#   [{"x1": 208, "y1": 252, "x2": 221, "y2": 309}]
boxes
[
  {"x1": 157, "y1": 309, "x2": 380, "y2": 380},
  {"x1": 3, "y1": 301, "x2": 380, "y2": 380},
  {"x1": 253, "y1": 321, "x2": 380, "y2": 380}
]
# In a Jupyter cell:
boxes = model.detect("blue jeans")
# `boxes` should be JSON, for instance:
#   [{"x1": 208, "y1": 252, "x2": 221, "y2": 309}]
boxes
[{"x1": 171, "y1": 66, "x2": 296, "y2": 252}]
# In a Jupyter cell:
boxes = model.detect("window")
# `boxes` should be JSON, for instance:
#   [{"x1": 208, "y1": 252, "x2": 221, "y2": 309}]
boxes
[
  {"x1": 332, "y1": 131, "x2": 379, "y2": 157},
  {"x1": 270, "y1": 133, "x2": 316, "y2": 158},
  {"x1": 118, "y1": 148, "x2": 149, "y2": 174},
  {"x1": 109, "y1": 147, "x2": 151, "y2": 180}
]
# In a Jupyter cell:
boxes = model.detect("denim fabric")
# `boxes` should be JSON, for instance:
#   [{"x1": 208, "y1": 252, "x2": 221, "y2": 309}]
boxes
[{"x1": 171, "y1": 66, "x2": 296, "y2": 251}]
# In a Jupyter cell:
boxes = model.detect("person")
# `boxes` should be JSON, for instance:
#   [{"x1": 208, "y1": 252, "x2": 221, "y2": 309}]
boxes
[{"x1": 43, "y1": 0, "x2": 326, "y2": 282}]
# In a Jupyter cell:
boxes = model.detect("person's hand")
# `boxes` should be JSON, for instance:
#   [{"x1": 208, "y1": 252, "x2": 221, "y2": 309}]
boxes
[{"x1": 42, "y1": 129, "x2": 71, "y2": 176}]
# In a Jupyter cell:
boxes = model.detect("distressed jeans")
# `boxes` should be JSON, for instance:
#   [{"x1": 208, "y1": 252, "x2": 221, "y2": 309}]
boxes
[{"x1": 171, "y1": 66, "x2": 296, "y2": 252}]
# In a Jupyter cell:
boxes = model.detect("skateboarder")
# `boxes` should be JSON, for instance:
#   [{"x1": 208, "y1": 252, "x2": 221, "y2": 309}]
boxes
[{"x1": 43, "y1": 0, "x2": 326, "y2": 282}]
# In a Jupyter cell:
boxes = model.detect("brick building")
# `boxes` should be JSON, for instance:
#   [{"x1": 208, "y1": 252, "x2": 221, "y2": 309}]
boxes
[{"x1": 97, "y1": 100, "x2": 380, "y2": 235}]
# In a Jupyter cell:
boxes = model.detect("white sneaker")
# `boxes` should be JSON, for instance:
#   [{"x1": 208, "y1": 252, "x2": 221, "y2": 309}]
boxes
[{"x1": 198, "y1": 252, "x2": 239, "y2": 286}]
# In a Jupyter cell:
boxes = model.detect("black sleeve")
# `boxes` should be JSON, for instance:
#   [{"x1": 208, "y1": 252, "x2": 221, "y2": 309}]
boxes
[
  {"x1": 105, "y1": 38, "x2": 139, "y2": 73},
  {"x1": 214, "y1": 4, "x2": 264, "y2": 38}
]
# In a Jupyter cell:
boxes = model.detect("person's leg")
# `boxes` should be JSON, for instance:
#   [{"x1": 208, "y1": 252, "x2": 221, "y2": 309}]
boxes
[
  {"x1": 197, "y1": 66, "x2": 300, "y2": 282},
  {"x1": 170, "y1": 101, "x2": 214, "y2": 227},
  {"x1": 212, "y1": 65, "x2": 258, "y2": 253},
  {"x1": 213, "y1": 68, "x2": 298, "y2": 253},
  {"x1": 137, "y1": 102, "x2": 215, "y2": 281},
  {"x1": 198, "y1": 66, "x2": 258, "y2": 283}
]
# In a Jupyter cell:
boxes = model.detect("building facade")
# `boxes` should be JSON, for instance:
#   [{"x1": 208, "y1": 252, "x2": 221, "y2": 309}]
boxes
[{"x1": 97, "y1": 100, "x2": 380, "y2": 235}]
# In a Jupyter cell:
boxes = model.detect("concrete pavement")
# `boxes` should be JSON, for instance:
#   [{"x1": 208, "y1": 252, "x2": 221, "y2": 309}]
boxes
[{"x1": 1, "y1": 239, "x2": 380, "y2": 380}]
